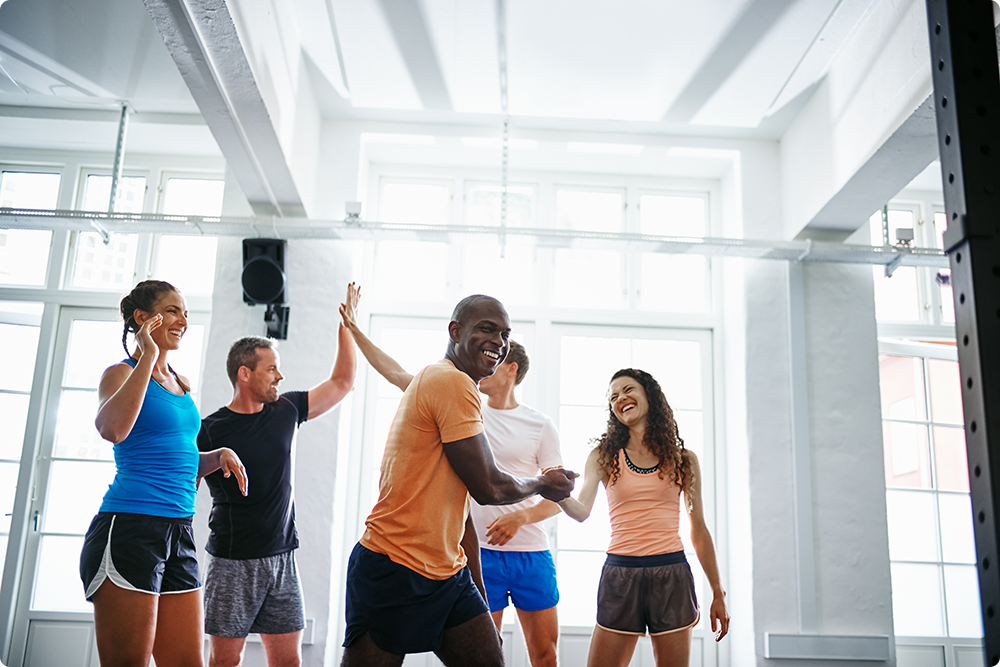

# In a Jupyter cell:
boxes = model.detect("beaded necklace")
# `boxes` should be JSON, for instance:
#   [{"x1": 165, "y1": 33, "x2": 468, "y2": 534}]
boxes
[{"x1": 623, "y1": 447, "x2": 660, "y2": 475}]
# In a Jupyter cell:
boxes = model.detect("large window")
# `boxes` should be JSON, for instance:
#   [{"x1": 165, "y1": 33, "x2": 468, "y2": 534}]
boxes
[
  {"x1": 367, "y1": 173, "x2": 715, "y2": 315},
  {"x1": 0, "y1": 157, "x2": 224, "y2": 667},
  {"x1": 878, "y1": 345, "x2": 981, "y2": 638},
  {"x1": 352, "y1": 167, "x2": 723, "y2": 665},
  {"x1": 0, "y1": 170, "x2": 60, "y2": 287}
]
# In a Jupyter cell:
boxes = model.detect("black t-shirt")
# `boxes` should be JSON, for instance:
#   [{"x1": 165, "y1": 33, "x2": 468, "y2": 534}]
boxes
[{"x1": 198, "y1": 391, "x2": 309, "y2": 559}]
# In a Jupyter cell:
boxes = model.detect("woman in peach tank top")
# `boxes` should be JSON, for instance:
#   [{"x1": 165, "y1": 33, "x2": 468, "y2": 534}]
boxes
[{"x1": 560, "y1": 369, "x2": 729, "y2": 667}]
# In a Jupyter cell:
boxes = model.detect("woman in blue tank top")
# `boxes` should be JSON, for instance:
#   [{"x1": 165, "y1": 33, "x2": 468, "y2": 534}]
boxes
[{"x1": 79, "y1": 280, "x2": 248, "y2": 667}]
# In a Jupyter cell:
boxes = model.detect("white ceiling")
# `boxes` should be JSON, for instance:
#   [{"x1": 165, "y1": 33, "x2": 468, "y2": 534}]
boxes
[{"x1": 0, "y1": 0, "x2": 886, "y2": 158}]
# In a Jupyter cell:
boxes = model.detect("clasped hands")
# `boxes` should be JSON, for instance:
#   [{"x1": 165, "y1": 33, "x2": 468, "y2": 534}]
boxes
[{"x1": 538, "y1": 467, "x2": 579, "y2": 502}]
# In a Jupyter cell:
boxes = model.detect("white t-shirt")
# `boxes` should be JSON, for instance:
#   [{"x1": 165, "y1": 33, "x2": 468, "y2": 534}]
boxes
[{"x1": 470, "y1": 402, "x2": 563, "y2": 552}]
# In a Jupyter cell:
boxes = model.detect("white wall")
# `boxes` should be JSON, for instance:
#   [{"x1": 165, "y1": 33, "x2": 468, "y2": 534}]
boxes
[{"x1": 736, "y1": 144, "x2": 895, "y2": 664}]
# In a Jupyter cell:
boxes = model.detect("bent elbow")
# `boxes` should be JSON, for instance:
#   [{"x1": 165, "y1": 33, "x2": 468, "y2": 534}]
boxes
[
  {"x1": 97, "y1": 427, "x2": 123, "y2": 445},
  {"x1": 469, "y1": 487, "x2": 500, "y2": 506}
]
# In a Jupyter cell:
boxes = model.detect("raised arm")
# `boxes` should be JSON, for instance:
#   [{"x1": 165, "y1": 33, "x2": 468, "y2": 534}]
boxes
[
  {"x1": 339, "y1": 282, "x2": 414, "y2": 391},
  {"x1": 685, "y1": 449, "x2": 729, "y2": 642},
  {"x1": 306, "y1": 322, "x2": 358, "y2": 420},
  {"x1": 95, "y1": 315, "x2": 161, "y2": 443},
  {"x1": 558, "y1": 447, "x2": 606, "y2": 522},
  {"x1": 443, "y1": 432, "x2": 577, "y2": 506}
]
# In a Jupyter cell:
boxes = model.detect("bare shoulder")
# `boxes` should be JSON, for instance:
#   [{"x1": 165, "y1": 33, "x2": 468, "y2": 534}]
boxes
[
  {"x1": 586, "y1": 446, "x2": 610, "y2": 482},
  {"x1": 98, "y1": 361, "x2": 133, "y2": 398},
  {"x1": 100, "y1": 361, "x2": 133, "y2": 384},
  {"x1": 682, "y1": 448, "x2": 700, "y2": 467}
]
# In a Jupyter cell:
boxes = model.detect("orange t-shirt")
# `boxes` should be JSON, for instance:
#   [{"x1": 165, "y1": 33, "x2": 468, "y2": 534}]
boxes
[
  {"x1": 360, "y1": 359, "x2": 484, "y2": 579},
  {"x1": 606, "y1": 449, "x2": 686, "y2": 557}
]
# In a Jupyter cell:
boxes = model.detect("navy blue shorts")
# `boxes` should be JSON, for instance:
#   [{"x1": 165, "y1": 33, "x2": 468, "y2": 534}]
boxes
[
  {"x1": 79, "y1": 512, "x2": 201, "y2": 600},
  {"x1": 481, "y1": 549, "x2": 559, "y2": 612},
  {"x1": 342, "y1": 543, "x2": 489, "y2": 654}
]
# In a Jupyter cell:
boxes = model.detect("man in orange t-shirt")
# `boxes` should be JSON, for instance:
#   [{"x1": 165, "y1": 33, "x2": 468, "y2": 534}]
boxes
[{"x1": 341, "y1": 294, "x2": 577, "y2": 667}]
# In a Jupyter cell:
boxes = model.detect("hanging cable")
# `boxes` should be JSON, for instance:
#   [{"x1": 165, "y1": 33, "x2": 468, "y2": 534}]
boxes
[{"x1": 497, "y1": 0, "x2": 509, "y2": 258}]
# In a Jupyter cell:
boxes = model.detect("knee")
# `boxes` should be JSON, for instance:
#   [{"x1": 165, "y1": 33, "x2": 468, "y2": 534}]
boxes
[
  {"x1": 529, "y1": 643, "x2": 559, "y2": 667},
  {"x1": 208, "y1": 646, "x2": 245, "y2": 667}
]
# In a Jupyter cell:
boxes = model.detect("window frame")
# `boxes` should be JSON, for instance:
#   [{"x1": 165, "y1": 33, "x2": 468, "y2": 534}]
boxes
[{"x1": 878, "y1": 338, "x2": 981, "y2": 640}]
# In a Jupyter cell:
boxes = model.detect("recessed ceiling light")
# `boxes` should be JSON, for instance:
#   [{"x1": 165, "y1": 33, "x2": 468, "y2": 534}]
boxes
[
  {"x1": 566, "y1": 142, "x2": 644, "y2": 155},
  {"x1": 361, "y1": 133, "x2": 435, "y2": 145}
]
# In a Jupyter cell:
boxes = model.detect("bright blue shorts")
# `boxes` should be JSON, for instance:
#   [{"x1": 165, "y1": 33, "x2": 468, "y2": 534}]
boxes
[{"x1": 481, "y1": 549, "x2": 559, "y2": 613}]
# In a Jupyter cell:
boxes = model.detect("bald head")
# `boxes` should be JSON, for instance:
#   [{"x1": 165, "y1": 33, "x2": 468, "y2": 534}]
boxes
[{"x1": 451, "y1": 295, "x2": 505, "y2": 326}]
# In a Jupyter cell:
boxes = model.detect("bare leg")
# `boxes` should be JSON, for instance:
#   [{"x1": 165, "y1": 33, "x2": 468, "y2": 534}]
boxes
[
  {"x1": 649, "y1": 628, "x2": 692, "y2": 667},
  {"x1": 515, "y1": 606, "x2": 559, "y2": 667},
  {"x1": 586, "y1": 626, "x2": 640, "y2": 667},
  {"x1": 92, "y1": 580, "x2": 158, "y2": 667},
  {"x1": 152, "y1": 590, "x2": 205, "y2": 667},
  {"x1": 490, "y1": 609, "x2": 505, "y2": 633},
  {"x1": 208, "y1": 636, "x2": 247, "y2": 667},
  {"x1": 340, "y1": 632, "x2": 404, "y2": 667},
  {"x1": 435, "y1": 612, "x2": 504, "y2": 667},
  {"x1": 260, "y1": 630, "x2": 304, "y2": 667}
]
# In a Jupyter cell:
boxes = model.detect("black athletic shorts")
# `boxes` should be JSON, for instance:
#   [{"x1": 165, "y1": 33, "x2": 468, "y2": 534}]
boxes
[
  {"x1": 80, "y1": 512, "x2": 200, "y2": 600},
  {"x1": 342, "y1": 543, "x2": 489, "y2": 654}
]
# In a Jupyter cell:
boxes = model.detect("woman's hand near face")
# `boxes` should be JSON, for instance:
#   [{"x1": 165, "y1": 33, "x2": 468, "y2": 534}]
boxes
[{"x1": 134, "y1": 313, "x2": 162, "y2": 359}]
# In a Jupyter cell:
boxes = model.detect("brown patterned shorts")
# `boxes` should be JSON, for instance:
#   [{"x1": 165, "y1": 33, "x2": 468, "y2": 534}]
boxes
[{"x1": 596, "y1": 551, "x2": 700, "y2": 636}]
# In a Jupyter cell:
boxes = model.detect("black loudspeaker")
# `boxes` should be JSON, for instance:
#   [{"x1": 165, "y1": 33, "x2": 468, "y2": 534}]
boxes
[
  {"x1": 242, "y1": 239, "x2": 290, "y2": 340},
  {"x1": 242, "y1": 238, "x2": 286, "y2": 305}
]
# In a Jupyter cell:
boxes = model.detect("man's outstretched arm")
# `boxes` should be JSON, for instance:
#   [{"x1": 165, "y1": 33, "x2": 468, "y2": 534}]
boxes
[
  {"x1": 443, "y1": 433, "x2": 577, "y2": 506},
  {"x1": 307, "y1": 322, "x2": 357, "y2": 420}
]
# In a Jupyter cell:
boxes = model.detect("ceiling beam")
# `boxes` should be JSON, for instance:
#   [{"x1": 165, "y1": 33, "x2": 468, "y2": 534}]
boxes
[
  {"x1": 801, "y1": 95, "x2": 938, "y2": 236},
  {"x1": 376, "y1": 0, "x2": 453, "y2": 111},
  {"x1": 143, "y1": 0, "x2": 305, "y2": 217},
  {"x1": 663, "y1": 0, "x2": 797, "y2": 123}
]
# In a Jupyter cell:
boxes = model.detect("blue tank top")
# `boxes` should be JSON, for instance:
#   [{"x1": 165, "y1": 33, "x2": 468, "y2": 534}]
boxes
[{"x1": 100, "y1": 359, "x2": 201, "y2": 517}]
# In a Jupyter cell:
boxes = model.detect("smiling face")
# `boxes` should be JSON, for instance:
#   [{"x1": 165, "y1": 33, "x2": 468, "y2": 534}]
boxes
[
  {"x1": 136, "y1": 290, "x2": 188, "y2": 351},
  {"x1": 243, "y1": 347, "x2": 284, "y2": 404},
  {"x1": 447, "y1": 298, "x2": 511, "y2": 384},
  {"x1": 608, "y1": 375, "x2": 649, "y2": 429}
]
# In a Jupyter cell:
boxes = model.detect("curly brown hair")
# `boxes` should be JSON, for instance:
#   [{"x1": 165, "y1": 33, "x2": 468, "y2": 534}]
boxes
[{"x1": 595, "y1": 368, "x2": 692, "y2": 496}]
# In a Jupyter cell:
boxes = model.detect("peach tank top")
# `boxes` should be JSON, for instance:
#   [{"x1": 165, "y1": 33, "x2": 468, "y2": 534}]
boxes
[{"x1": 606, "y1": 449, "x2": 685, "y2": 557}]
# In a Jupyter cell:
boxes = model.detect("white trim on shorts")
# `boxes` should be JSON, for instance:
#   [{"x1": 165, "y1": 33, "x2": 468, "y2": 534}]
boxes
[
  {"x1": 83, "y1": 514, "x2": 200, "y2": 598},
  {"x1": 596, "y1": 609, "x2": 701, "y2": 637}
]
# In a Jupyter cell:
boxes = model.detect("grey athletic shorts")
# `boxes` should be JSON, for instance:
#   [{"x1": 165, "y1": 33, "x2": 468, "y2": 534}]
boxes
[
  {"x1": 596, "y1": 551, "x2": 699, "y2": 636},
  {"x1": 204, "y1": 550, "x2": 305, "y2": 637}
]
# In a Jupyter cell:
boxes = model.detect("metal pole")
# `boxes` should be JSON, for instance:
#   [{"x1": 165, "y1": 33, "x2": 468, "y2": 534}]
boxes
[
  {"x1": 96, "y1": 103, "x2": 131, "y2": 245},
  {"x1": 925, "y1": 1, "x2": 1000, "y2": 662}
]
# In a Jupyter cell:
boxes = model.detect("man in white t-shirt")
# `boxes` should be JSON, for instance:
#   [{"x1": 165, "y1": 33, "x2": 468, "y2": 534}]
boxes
[{"x1": 339, "y1": 288, "x2": 563, "y2": 667}]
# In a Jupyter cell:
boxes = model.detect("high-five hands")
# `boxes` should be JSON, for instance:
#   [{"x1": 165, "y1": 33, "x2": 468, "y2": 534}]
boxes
[
  {"x1": 538, "y1": 467, "x2": 579, "y2": 502},
  {"x1": 339, "y1": 282, "x2": 360, "y2": 331}
]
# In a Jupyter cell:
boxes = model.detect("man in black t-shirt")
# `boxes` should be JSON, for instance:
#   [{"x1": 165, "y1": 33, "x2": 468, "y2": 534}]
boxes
[{"x1": 198, "y1": 328, "x2": 356, "y2": 667}]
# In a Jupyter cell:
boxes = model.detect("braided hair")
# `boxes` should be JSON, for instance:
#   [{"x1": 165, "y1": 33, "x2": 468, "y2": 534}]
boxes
[
  {"x1": 119, "y1": 280, "x2": 190, "y2": 393},
  {"x1": 595, "y1": 368, "x2": 692, "y2": 505}
]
